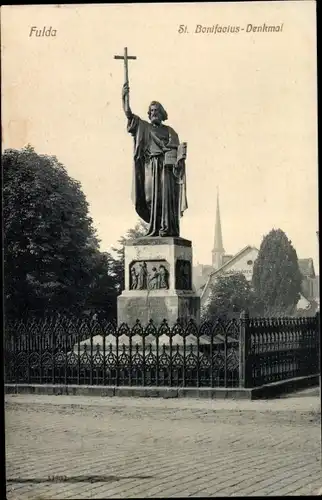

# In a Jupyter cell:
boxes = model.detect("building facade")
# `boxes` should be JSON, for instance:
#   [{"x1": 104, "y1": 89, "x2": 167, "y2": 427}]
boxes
[{"x1": 193, "y1": 192, "x2": 319, "y2": 314}]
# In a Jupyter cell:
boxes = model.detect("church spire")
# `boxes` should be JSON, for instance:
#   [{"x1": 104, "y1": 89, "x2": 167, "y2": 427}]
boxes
[{"x1": 212, "y1": 188, "x2": 225, "y2": 269}]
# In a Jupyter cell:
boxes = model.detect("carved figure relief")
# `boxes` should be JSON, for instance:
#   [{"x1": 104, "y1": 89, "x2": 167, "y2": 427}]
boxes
[
  {"x1": 158, "y1": 264, "x2": 170, "y2": 289},
  {"x1": 130, "y1": 267, "x2": 139, "y2": 290},
  {"x1": 175, "y1": 259, "x2": 192, "y2": 290},
  {"x1": 148, "y1": 267, "x2": 159, "y2": 290},
  {"x1": 137, "y1": 261, "x2": 148, "y2": 290},
  {"x1": 130, "y1": 260, "x2": 169, "y2": 290}
]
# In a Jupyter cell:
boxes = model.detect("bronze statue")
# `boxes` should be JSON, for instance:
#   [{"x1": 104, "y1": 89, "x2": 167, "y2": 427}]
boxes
[{"x1": 115, "y1": 48, "x2": 188, "y2": 237}]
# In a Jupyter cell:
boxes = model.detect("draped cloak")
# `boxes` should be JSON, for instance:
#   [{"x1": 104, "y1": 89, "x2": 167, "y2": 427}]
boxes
[{"x1": 128, "y1": 114, "x2": 188, "y2": 237}]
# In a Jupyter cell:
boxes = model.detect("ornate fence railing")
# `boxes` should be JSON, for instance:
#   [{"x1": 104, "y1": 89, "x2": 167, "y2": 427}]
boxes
[
  {"x1": 4, "y1": 312, "x2": 320, "y2": 389},
  {"x1": 244, "y1": 313, "x2": 320, "y2": 388}
]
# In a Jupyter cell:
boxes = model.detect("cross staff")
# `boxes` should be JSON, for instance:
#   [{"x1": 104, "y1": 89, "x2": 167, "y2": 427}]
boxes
[{"x1": 114, "y1": 47, "x2": 137, "y2": 85}]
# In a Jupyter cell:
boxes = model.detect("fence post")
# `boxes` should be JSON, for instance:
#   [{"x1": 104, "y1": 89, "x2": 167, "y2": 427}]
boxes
[
  {"x1": 239, "y1": 310, "x2": 250, "y2": 388},
  {"x1": 315, "y1": 310, "x2": 322, "y2": 463},
  {"x1": 316, "y1": 311, "x2": 321, "y2": 402},
  {"x1": 315, "y1": 311, "x2": 320, "y2": 368}
]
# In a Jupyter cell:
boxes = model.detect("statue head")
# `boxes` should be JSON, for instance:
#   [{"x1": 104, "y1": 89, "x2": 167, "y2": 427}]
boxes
[{"x1": 148, "y1": 101, "x2": 168, "y2": 125}]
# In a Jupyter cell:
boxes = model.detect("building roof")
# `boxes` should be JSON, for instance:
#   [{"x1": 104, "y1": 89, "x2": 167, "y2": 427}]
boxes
[
  {"x1": 298, "y1": 258, "x2": 315, "y2": 278},
  {"x1": 200, "y1": 245, "x2": 259, "y2": 299},
  {"x1": 222, "y1": 254, "x2": 233, "y2": 264}
]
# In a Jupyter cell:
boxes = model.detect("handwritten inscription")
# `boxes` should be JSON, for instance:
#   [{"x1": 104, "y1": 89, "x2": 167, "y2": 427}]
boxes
[{"x1": 29, "y1": 26, "x2": 57, "y2": 37}]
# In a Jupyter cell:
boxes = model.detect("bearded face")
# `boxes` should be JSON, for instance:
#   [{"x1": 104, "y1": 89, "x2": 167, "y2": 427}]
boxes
[{"x1": 149, "y1": 104, "x2": 162, "y2": 125}]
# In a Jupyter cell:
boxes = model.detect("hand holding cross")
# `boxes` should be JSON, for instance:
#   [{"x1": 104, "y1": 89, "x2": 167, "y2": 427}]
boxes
[
  {"x1": 114, "y1": 47, "x2": 137, "y2": 85},
  {"x1": 114, "y1": 47, "x2": 137, "y2": 118}
]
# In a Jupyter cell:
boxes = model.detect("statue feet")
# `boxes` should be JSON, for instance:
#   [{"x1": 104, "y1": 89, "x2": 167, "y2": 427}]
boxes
[
  {"x1": 159, "y1": 230, "x2": 179, "y2": 237},
  {"x1": 144, "y1": 229, "x2": 179, "y2": 238}
]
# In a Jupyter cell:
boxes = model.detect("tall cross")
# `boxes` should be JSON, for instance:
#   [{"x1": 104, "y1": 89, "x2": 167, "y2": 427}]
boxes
[{"x1": 114, "y1": 47, "x2": 137, "y2": 84}]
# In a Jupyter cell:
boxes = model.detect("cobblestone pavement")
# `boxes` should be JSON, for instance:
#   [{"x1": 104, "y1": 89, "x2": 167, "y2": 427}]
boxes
[{"x1": 5, "y1": 391, "x2": 321, "y2": 498}]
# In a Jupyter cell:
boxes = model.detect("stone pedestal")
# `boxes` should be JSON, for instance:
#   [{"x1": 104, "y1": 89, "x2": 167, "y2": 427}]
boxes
[{"x1": 117, "y1": 237, "x2": 200, "y2": 327}]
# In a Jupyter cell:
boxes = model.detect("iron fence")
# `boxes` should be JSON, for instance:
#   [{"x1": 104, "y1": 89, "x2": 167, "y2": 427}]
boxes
[
  {"x1": 4, "y1": 312, "x2": 320, "y2": 389},
  {"x1": 244, "y1": 313, "x2": 320, "y2": 388}
]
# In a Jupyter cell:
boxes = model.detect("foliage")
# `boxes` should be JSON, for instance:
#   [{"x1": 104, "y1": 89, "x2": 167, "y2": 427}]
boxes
[
  {"x1": 3, "y1": 146, "x2": 117, "y2": 318},
  {"x1": 252, "y1": 228, "x2": 302, "y2": 316},
  {"x1": 202, "y1": 272, "x2": 259, "y2": 321},
  {"x1": 111, "y1": 220, "x2": 149, "y2": 292},
  {"x1": 84, "y1": 251, "x2": 118, "y2": 318}
]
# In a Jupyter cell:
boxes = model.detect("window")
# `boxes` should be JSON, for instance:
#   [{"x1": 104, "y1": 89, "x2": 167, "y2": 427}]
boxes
[{"x1": 247, "y1": 260, "x2": 253, "y2": 266}]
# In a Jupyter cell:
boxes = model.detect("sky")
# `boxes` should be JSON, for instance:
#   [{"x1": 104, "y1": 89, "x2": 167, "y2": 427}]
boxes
[{"x1": 1, "y1": 2, "x2": 319, "y2": 273}]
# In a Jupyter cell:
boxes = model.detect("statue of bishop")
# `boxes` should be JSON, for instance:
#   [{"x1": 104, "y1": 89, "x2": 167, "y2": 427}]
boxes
[{"x1": 122, "y1": 82, "x2": 188, "y2": 237}]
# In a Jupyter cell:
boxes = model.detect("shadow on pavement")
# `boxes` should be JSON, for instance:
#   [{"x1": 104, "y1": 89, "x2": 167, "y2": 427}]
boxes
[{"x1": 277, "y1": 386, "x2": 320, "y2": 398}]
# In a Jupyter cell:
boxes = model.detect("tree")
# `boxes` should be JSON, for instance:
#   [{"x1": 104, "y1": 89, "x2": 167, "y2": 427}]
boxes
[
  {"x1": 83, "y1": 250, "x2": 118, "y2": 319},
  {"x1": 202, "y1": 273, "x2": 257, "y2": 321},
  {"x1": 111, "y1": 220, "x2": 149, "y2": 292},
  {"x1": 252, "y1": 228, "x2": 302, "y2": 316},
  {"x1": 3, "y1": 146, "x2": 117, "y2": 317}
]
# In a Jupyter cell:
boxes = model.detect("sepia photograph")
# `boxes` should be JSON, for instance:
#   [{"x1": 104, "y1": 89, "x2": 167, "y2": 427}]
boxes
[{"x1": 2, "y1": 1, "x2": 320, "y2": 498}]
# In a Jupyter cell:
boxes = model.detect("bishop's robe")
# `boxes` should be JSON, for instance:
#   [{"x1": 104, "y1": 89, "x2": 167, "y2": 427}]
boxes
[{"x1": 128, "y1": 114, "x2": 188, "y2": 237}]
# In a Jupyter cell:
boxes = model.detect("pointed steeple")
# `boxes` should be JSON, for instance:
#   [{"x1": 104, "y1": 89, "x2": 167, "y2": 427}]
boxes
[{"x1": 212, "y1": 188, "x2": 225, "y2": 269}]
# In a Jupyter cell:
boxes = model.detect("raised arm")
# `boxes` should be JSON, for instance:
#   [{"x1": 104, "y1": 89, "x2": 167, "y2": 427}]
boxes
[{"x1": 122, "y1": 82, "x2": 133, "y2": 119}]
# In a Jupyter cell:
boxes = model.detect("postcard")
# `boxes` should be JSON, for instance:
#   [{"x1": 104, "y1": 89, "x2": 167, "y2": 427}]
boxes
[{"x1": 2, "y1": 2, "x2": 320, "y2": 498}]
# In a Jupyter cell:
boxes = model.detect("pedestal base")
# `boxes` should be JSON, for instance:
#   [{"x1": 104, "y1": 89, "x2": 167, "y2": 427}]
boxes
[
  {"x1": 117, "y1": 290, "x2": 200, "y2": 328},
  {"x1": 117, "y1": 236, "x2": 200, "y2": 327}
]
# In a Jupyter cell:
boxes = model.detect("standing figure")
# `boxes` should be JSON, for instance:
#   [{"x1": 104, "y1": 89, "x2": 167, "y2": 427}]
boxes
[
  {"x1": 137, "y1": 261, "x2": 148, "y2": 290},
  {"x1": 122, "y1": 82, "x2": 188, "y2": 237},
  {"x1": 130, "y1": 266, "x2": 138, "y2": 290},
  {"x1": 148, "y1": 267, "x2": 160, "y2": 290},
  {"x1": 159, "y1": 265, "x2": 169, "y2": 289}
]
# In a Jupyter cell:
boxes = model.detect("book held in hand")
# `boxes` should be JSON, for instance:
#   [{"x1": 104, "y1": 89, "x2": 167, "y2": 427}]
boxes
[
  {"x1": 177, "y1": 142, "x2": 187, "y2": 162},
  {"x1": 164, "y1": 142, "x2": 187, "y2": 165}
]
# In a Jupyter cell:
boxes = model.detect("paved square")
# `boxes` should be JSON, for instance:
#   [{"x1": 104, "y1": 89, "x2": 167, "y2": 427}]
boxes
[{"x1": 5, "y1": 391, "x2": 321, "y2": 498}]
